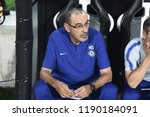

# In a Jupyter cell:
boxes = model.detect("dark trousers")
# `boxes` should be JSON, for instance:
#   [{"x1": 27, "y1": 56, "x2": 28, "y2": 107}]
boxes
[
  {"x1": 34, "y1": 80, "x2": 118, "y2": 100},
  {"x1": 123, "y1": 80, "x2": 150, "y2": 100}
]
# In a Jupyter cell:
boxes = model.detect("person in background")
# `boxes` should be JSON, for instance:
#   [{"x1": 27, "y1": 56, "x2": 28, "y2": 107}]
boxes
[
  {"x1": 123, "y1": 17, "x2": 150, "y2": 100},
  {"x1": 0, "y1": 2, "x2": 3, "y2": 17},
  {"x1": 34, "y1": 7, "x2": 117, "y2": 100},
  {"x1": 0, "y1": 0, "x2": 10, "y2": 15}
]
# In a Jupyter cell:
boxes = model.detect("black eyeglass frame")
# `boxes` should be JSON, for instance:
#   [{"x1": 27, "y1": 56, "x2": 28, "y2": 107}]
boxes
[{"x1": 66, "y1": 20, "x2": 90, "y2": 30}]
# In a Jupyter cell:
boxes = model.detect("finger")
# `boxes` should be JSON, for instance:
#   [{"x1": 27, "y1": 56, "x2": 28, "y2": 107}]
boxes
[
  {"x1": 76, "y1": 91, "x2": 88, "y2": 99},
  {"x1": 64, "y1": 87, "x2": 74, "y2": 96},
  {"x1": 74, "y1": 88, "x2": 86, "y2": 97},
  {"x1": 75, "y1": 86, "x2": 91, "y2": 98},
  {"x1": 74, "y1": 86, "x2": 83, "y2": 93},
  {"x1": 146, "y1": 42, "x2": 150, "y2": 49},
  {"x1": 74, "y1": 88, "x2": 82, "y2": 96},
  {"x1": 60, "y1": 93, "x2": 67, "y2": 98},
  {"x1": 61, "y1": 87, "x2": 74, "y2": 97},
  {"x1": 146, "y1": 43, "x2": 150, "y2": 49},
  {"x1": 60, "y1": 91, "x2": 72, "y2": 98}
]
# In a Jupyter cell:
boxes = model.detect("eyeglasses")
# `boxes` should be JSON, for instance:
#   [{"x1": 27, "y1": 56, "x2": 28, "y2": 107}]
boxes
[{"x1": 66, "y1": 20, "x2": 90, "y2": 30}]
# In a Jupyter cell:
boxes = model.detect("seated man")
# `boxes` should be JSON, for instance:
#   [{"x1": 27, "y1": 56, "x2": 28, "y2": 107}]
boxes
[
  {"x1": 34, "y1": 7, "x2": 117, "y2": 100},
  {"x1": 123, "y1": 17, "x2": 150, "y2": 100}
]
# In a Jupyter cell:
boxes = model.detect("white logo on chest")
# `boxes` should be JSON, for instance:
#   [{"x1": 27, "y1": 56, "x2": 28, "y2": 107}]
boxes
[
  {"x1": 88, "y1": 45, "x2": 94, "y2": 50},
  {"x1": 88, "y1": 45, "x2": 95, "y2": 57},
  {"x1": 88, "y1": 51, "x2": 95, "y2": 57},
  {"x1": 60, "y1": 53, "x2": 67, "y2": 55}
]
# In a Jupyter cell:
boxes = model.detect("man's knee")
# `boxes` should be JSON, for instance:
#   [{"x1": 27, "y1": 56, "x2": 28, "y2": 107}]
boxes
[
  {"x1": 34, "y1": 80, "x2": 48, "y2": 93},
  {"x1": 34, "y1": 80, "x2": 51, "y2": 99},
  {"x1": 100, "y1": 83, "x2": 118, "y2": 99},
  {"x1": 123, "y1": 87, "x2": 141, "y2": 100},
  {"x1": 102, "y1": 83, "x2": 117, "y2": 93}
]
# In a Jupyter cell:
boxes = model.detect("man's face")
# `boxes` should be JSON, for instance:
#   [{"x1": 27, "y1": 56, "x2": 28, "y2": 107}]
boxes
[
  {"x1": 143, "y1": 29, "x2": 150, "y2": 49},
  {"x1": 65, "y1": 12, "x2": 89, "y2": 44}
]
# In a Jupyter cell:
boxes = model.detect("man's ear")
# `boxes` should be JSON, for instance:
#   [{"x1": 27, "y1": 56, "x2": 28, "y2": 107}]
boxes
[{"x1": 64, "y1": 23, "x2": 70, "y2": 32}]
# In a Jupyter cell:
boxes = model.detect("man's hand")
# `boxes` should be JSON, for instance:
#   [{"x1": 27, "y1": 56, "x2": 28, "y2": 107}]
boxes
[
  {"x1": 143, "y1": 40, "x2": 150, "y2": 57},
  {"x1": 145, "y1": 42, "x2": 150, "y2": 55},
  {"x1": 54, "y1": 81, "x2": 74, "y2": 98},
  {"x1": 143, "y1": 41, "x2": 150, "y2": 65},
  {"x1": 73, "y1": 85, "x2": 92, "y2": 99}
]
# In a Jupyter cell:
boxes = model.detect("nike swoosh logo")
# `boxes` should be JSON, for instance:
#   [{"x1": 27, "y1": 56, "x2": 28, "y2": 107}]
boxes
[{"x1": 60, "y1": 53, "x2": 67, "y2": 55}]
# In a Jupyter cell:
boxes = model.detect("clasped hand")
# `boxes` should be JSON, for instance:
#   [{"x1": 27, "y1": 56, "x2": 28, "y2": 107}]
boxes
[{"x1": 55, "y1": 81, "x2": 92, "y2": 99}]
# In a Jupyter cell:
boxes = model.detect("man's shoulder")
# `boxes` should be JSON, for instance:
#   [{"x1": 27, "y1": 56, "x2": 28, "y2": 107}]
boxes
[
  {"x1": 126, "y1": 38, "x2": 142, "y2": 48},
  {"x1": 129, "y1": 38, "x2": 142, "y2": 43},
  {"x1": 49, "y1": 27, "x2": 67, "y2": 40},
  {"x1": 125, "y1": 38, "x2": 142, "y2": 55}
]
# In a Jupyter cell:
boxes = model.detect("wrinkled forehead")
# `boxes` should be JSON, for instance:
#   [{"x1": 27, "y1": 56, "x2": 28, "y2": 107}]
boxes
[{"x1": 70, "y1": 12, "x2": 88, "y2": 24}]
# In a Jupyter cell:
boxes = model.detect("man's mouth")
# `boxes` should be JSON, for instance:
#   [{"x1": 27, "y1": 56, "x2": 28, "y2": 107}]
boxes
[{"x1": 81, "y1": 33, "x2": 87, "y2": 38}]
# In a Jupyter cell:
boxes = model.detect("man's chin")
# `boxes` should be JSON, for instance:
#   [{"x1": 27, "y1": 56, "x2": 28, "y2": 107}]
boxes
[{"x1": 80, "y1": 37, "x2": 88, "y2": 42}]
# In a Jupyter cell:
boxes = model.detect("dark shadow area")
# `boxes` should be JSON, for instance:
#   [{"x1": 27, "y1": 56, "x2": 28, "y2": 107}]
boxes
[{"x1": 0, "y1": 87, "x2": 15, "y2": 100}]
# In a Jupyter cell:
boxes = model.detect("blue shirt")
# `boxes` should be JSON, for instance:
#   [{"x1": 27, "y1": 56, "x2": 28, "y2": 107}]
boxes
[{"x1": 42, "y1": 27, "x2": 110, "y2": 86}]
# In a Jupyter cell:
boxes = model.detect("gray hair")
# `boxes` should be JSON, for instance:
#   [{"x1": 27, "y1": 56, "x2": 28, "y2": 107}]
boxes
[{"x1": 64, "y1": 7, "x2": 86, "y2": 24}]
